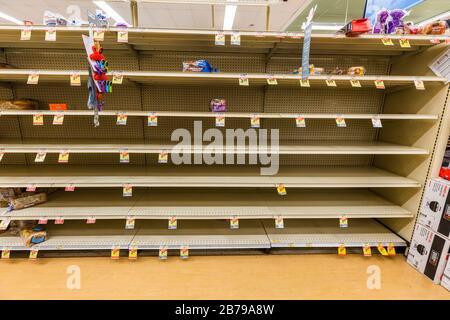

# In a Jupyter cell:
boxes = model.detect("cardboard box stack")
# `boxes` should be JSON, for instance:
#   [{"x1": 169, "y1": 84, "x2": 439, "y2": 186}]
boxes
[{"x1": 407, "y1": 178, "x2": 450, "y2": 288}]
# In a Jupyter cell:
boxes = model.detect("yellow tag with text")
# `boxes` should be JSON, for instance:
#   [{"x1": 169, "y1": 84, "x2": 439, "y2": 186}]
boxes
[
  {"x1": 388, "y1": 243, "x2": 396, "y2": 256},
  {"x1": 111, "y1": 247, "x2": 120, "y2": 259},
  {"x1": 339, "y1": 216, "x2": 348, "y2": 228},
  {"x1": 116, "y1": 114, "x2": 127, "y2": 125},
  {"x1": 123, "y1": 184, "x2": 132, "y2": 197},
  {"x1": 300, "y1": 79, "x2": 310, "y2": 87},
  {"x1": 70, "y1": 73, "x2": 81, "y2": 86},
  {"x1": 363, "y1": 244, "x2": 372, "y2": 257},
  {"x1": 250, "y1": 115, "x2": 260, "y2": 128},
  {"x1": 1, "y1": 249, "x2": 10, "y2": 259},
  {"x1": 338, "y1": 244, "x2": 346, "y2": 256},
  {"x1": 414, "y1": 80, "x2": 425, "y2": 90},
  {"x1": 125, "y1": 217, "x2": 135, "y2": 229},
  {"x1": 33, "y1": 114, "x2": 44, "y2": 125},
  {"x1": 93, "y1": 30, "x2": 105, "y2": 42},
  {"x1": 34, "y1": 152, "x2": 46, "y2": 163},
  {"x1": 180, "y1": 246, "x2": 189, "y2": 259},
  {"x1": 276, "y1": 184, "x2": 287, "y2": 195},
  {"x1": 53, "y1": 114, "x2": 64, "y2": 125},
  {"x1": 21, "y1": 29, "x2": 31, "y2": 41},
  {"x1": 117, "y1": 30, "x2": 128, "y2": 43},
  {"x1": 239, "y1": 75, "x2": 249, "y2": 86},
  {"x1": 128, "y1": 247, "x2": 138, "y2": 260},
  {"x1": 58, "y1": 151, "x2": 69, "y2": 163},
  {"x1": 350, "y1": 80, "x2": 361, "y2": 87},
  {"x1": 296, "y1": 116, "x2": 306, "y2": 128},
  {"x1": 374, "y1": 80, "x2": 385, "y2": 89},
  {"x1": 326, "y1": 79, "x2": 337, "y2": 87},
  {"x1": 399, "y1": 38, "x2": 411, "y2": 48},
  {"x1": 168, "y1": 217, "x2": 177, "y2": 230},
  {"x1": 159, "y1": 247, "x2": 168, "y2": 260},
  {"x1": 377, "y1": 244, "x2": 388, "y2": 256},
  {"x1": 336, "y1": 117, "x2": 346, "y2": 127},
  {"x1": 215, "y1": 33, "x2": 225, "y2": 46},
  {"x1": 29, "y1": 249, "x2": 38, "y2": 260},
  {"x1": 28, "y1": 73, "x2": 39, "y2": 85},
  {"x1": 215, "y1": 115, "x2": 225, "y2": 127},
  {"x1": 112, "y1": 72, "x2": 123, "y2": 84},
  {"x1": 158, "y1": 151, "x2": 169, "y2": 164},
  {"x1": 267, "y1": 76, "x2": 278, "y2": 85},
  {"x1": 120, "y1": 151, "x2": 130, "y2": 164},
  {"x1": 45, "y1": 28, "x2": 56, "y2": 41},
  {"x1": 381, "y1": 37, "x2": 394, "y2": 46},
  {"x1": 230, "y1": 217, "x2": 239, "y2": 229},
  {"x1": 147, "y1": 113, "x2": 158, "y2": 126}
]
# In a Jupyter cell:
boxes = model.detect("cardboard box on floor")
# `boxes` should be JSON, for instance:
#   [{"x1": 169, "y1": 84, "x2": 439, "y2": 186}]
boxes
[
  {"x1": 418, "y1": 178, "x2": 450, "y2": 239},
  {"x1": 441, "y1": 256, "x2": 450, "y2": 291},
  {"x1": 407, "y1": 223, "x2": 450, "y2": 284}
]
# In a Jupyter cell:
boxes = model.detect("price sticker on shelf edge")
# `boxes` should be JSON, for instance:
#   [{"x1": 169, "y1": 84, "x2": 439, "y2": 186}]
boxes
[
  {"x1": 38, "y1": 218, "x2": 48, "y2": 225},
  {"x1": 231, "y1": 32, "x2": 241, "y2": 46},
  {"x1": 120, "y1": 150, "x2": 130, "y2": 164},
  {"x1": 26, "y1": 184, "x2": 36, "y2": 192},
  {"x1": 1, "y1": 249, "x2": 10, "y2": 259},
  {"x1": 414, "y1": 80, "x2": 425, "y2": 90},
  {"x1": 125, "y1": 217, "x2": 135, "y2": 229},
  {"x1": 180, "y1": 246, "x2": 189, "y2": 259},
  {"x1": 338, "y1": 244, "x2": 346, "y2": 256},
  {"x1": 70, "y1": 73, "x2": 81, "y2": 86},
  {"x1": 388, "y1": 243, "x2": 396, "y2": 256},
  {"x1": 215, "y1": 32, "x2": 225, "y2": 46},
  {"x1": 58, "y1": 150, "x2": 69, "y2": 163},
  {"x1": 158, "y1": 151, "x2": 169, "y2": 164},
  {"x1": 20, "y1": 28, "x2": 31, "y2": 41},
  {"x1": 55, "y1": 217, "x2": 65, "y2": 225},
  {"x1": 266, "y1": 75, "x2": 278, "y2": 85},
  {"x1": 111, "y1": 247, "x2": 120, "y2": 259},
  {"x1": 45, "y1": 28, "x2": 56, "y2": 41},
  {"x1": 65, "y1": 184, "x2": 75, "y2": 192},
  {"x1": 0, "y1": 152, "x2": 4, "y2": 162},
  {"x1": 117, "y1": 30, "x2": 129, "y2": 43},
  {"x1": 339, "y1": 216, "x2": 348, "y2": 228},
  {"x1": 250, "y1": 114, "x2": 260, "y2": 128},
  {"x1": 33, "y1": 113, "x2": 43, "y2": 125},
  {"x1": 276, "y1": 183, "x2": 287, "y2": 196},
  {"x1": 116, "y1": 113, "x2": 128, "y2": 125},
  {"x1": 363, "y1": 244, "x2": 372, "y2": 257},
  {"x1": 381, "y1": 37, "x2": 394, "y2": 46},
  {"x1": 128, "y1": 247, "x2": 138, "y2": 260},
  {"x1": 399, "y1": 38, "x2": 411, "y2": 48},
  {"x1": 371, "y1": 117, "x2": 382, "y2": 128},
  {"x1": 275, "y1": 216, "x2": 284, "y2": 229},
  {"x1": 230, "y1": 216, "x2": 239, "y2": 229},
  {"x1": 445, "y1": 38, "x2": 450, "y2": 45},
  {"x1": 299, "y1": 79, "x2": 310, "y2": 87},
  {"x1": 374, "y1": 80, "x2": 385, "y2": 89},
  {"x1": 53, "y1": 113, "x2": 64, "y2": 125},
  {"x1": 29, "y1": 249, "x2": 39, "y2": 259},
  {"x1": 215, "y1": 114, "x2": 225, "y2": 127},
  {"x1": 326, "y1": 79, "x2": 337, "y2": 87},
  {"x1": 159, "y1": 247, "x2": 168, "y2": 260},
  {"x1": 430, "y1": 38, "x2": 441, "y2": 44},
  {"x1": 112, "y1": 72, "x2": 123, "y2": 84},
  {"x1": 93, "y1": 30, "x2": 105, "y2": 42},
  {"x1": 123, "y1": 184, "x2": 133, "y2": 197},
  {"x1": 0, "y1": 219, "x2": 10, "y2": 231},
  {"x1": 239, "y1": 74, "x2": 249, "y2": 86},
  {"x1": 377, "y1": 244, "x2": 388, "y2": 256},
  {"x1": 28, "y1": 73, "x2": 39, "y2": 85},
  {"x1": 350, "y1": 79, "x2": 361, "y2": 88},
  {"x1": 147, "y1": 113, "x2": 158, "y2": 126},
  {"x1": 289, "y1": 32, "x2": 302, "y2": 39},
  {"x1": 168, "y1": 216, "x2": 177, "y2": 230},
  {"x1": 86, "y1": 217, "x2": 96, "y2": 224},
  {"x1": 34, "y1": 152, "x2": 46, "y2": 163},
  {"x1": 335, "y1": 116, "x2": 346, "y2": 127},
  {"x1": 296, "y1": 115, "x2": 306, "y2": 128}
]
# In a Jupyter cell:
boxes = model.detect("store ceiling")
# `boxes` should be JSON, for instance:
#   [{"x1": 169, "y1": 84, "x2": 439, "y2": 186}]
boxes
[{"x1": 0, "y1": 0, "x2": 448, "y2": 31}]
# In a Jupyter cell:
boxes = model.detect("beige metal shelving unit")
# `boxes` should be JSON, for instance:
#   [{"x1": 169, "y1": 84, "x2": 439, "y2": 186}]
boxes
[{"x1": 0, "y1": 27, "x2": 449, "y2": 254}]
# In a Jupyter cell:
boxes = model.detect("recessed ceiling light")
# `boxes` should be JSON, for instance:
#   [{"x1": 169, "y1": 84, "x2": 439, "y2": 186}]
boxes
[
  {"x1": 0, "y1": 11, "x2": 23, "y2": 25},
  {"x1": 223, "y1": 1, "x2": 238, "y2": 31}
]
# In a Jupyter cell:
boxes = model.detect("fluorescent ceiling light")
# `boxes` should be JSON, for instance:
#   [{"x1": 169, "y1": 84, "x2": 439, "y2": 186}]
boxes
[
  {"x1": 301, "y1": 22, "x2": 343, "y2": 31},
  {"x1": 0, "y1": 11, "x2": 23, "y2": 25},
  {"x1": 417, "y1": 10, "x2": 450, "y2": 26},
  {"x1": 93, "y1": 1, "x2": 130, "y2": 26},
  {"x1": 223, "y1": 2, "x2": 238, "y2": 30}
]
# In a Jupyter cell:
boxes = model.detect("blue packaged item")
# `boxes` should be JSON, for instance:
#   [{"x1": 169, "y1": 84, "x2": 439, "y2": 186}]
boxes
[{"x1": 183, "y1": 60, "x2": 218, "y2": 72}]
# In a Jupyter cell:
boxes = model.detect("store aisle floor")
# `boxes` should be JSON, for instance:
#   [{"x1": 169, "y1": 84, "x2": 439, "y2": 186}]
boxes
[{"x1": 0, "y1": 254, "x2": 448, "y2": 299}]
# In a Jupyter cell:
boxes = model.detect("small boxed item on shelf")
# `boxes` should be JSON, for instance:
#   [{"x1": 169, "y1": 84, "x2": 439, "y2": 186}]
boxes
[
  {"x1": 441, "y1": 258, "x2": 450, "y2": 291},
  {"x1": 407, "y1": 223, "x2": 450, "y2": 284},
  {"x1": 210, "y1": 99, "x2": 227, "y2": 112},
  {"x1": 182, "y1": 60, "x2": 218, "y2": 72},
  {"x1": 0, "y1": 188, "x2": 22, "y2": 207},
  {"x1": 293, "y1": 64, "x2": 325, "y2": 75},
  {"x1": 20, "y1": 225, "x2": 48, "y2": 247},
  {"x1": 8, "y1": 193, "x2": 47, "y2": 211},
  {"x1": 347, "y1": 66, "x2": 366, "y2": 76},
  {"x1": 418, "y1": 178, "x2": 450, "y2": 238},
  {"x1": 341, "y1": 18, "x2": 372, "y2": 37}
]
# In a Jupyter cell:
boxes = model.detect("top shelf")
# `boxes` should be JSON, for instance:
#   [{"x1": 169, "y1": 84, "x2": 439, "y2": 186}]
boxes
[{"x1": 0, "y1": 26, "x2": 448, "y2": 55}]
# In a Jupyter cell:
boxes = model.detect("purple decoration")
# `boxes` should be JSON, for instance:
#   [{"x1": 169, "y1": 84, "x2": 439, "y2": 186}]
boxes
[
  {"x1": 387, "y1": 9, "x2": 407, "y2": 34},
  {"x1": 373, "y1": 9, "x2": 389, "y2": 34}
]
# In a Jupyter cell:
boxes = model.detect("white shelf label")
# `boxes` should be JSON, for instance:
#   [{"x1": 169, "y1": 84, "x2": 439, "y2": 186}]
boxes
[
  {"x1": 26, "y1": 184, "x2": 36, "y2": 192},
  {"x1": 93, "y1": 30, "x2": 105, "y2": 42},
  {"x1": 0, "y1": 152, "x2": 4, "y2": 162},
  {"x1": 295, "y1": 115, "x2": 306, "y2": 128},
  {"x1": 215, "y1": 114, "x2": 225, "y2": 127},
  {"x1": 374, "y1": 80, "x2": 385, "y2": 89},
  {"x1": 120, "y1": 150, "x2": 130, "y2": 164},
  {"x1": 58, "y1": 150, "x2": 69, "y2": 163},
  {"x1": 1, "y1": 249, "x2": 10, "y2": 259},
  {"x1": 180, "y1": 246, "x2": 189, "y2": 259},
  {"x1": 112, "y1": 72, "x2": 123, "y2": 84},
  {"x1": 55, "y1": 217, "x2": 65, "y2": 225},
  {"x1": 371, "y1": 117, "x2": 382, "y2": 128},
  {"x1": 34, "y1": 152, "x2": 47, "y2": 163},
  {"x1": 147, "y1": 113, "x2": 158, "y2": 126},
  {"x1": 414, "y1": 80, "x2": 425, "y2": 90},
  {"x1": 239, "y1": 74, "x2": 249, "y2": 86},
  {"x1": 38, "y1": 218, "x2": 48, "y2": 225},
  {"x1": 117, "y1": 30, "x2": 128, "y2": 43},
  {"x1": 70, "y1": 73, "x2": 81, "y2": 86},
  {"x1": 86, "y1": 217, "x2": 96, "y2": 224},
  {"x1": 299, "y1": 79, "x2": 310, "y2": 87},
  {"x1": 231, "y1": 32, "x2": 241, "y2": 46},
  {"x1": 123, "y1": 184, "x2": 133, "y2": 197},
  {"x1": 399, "y1": 38, "x2": 411, "y2": 48},
  {"x1": 125, "y1": 217, "x2": 135, "y2": 229},
  {"x1": 159, "y1": 246, "x2": 168, "y2": 260},
  {"x1": 116, "y1": 113, "x2": 128, "y2": 125},
  {"x1": 0, "y1": 219, "x2": 10, "y2": 231},
  {"x1": 45, "y1": 28, "x2": 56, "y2": 41},
  {"x1": 381, "y1": 37, "x2": 394, "y2": 46},
  {"x1": 158, "y1": 151, "x2": 169, "y2": 164},
  {"x1": 28, "y1": 73, "x2": 39, "y2": 85},
  {"x1": 275, "y1": 216, "x2": 284, "y2": 229},
  {"x1": 29, "y1": 249, "x2": 39, "y2": 259},
  {"x1": 326, "y1": 78, "x2": 337, "y2": 87},
  {"x1": 339, "y1": 216, "x2": 348, "y2": 228},
  {"x1": 335, "y1": 116, "x2": 346, "y2": 127},
  {"x1": 65, "y1": 184, "x2": 75, "y2": 192},
  {"x1": 230, "y1": 216, "x2": 239, "y2": 229},
  {"x1": 266, "y1": 75, "x2": 278, "y2": 85},
  {"x1": 53, "y1": 113, "x2": 64, "y2": 125},
  {"x1": 33, "y1": 113, "x2": 43, "y2": 125},
  {"x1": 350, "y1": 79, "x2": 361, "y2": 88},
  {"x1": 215, "y1": 32, "x2": 225, "y2": 46},
  {"x1": 250, "y1": 114, "x2": 260, "y2": 128},
  {"x1": 168, "y1": 216, "x2": 177, "y2": 230},
  {"x1": 20, "y1": 28, "x2": 31, "y2": 41}
]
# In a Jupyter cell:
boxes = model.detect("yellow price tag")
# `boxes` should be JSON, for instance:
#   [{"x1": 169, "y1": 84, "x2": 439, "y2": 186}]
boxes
[
  {"x1": 338, "y1": 244, "x2": 346, "y2": 256},
  {"x1": 111, "y1": 247, "x2": 120, "y2": 259},
  {"x1": 28, "y1": 73, "x2": 39, "y2": 85},
  {"x1": 388, "y1": 243, "x2": 396, "y2": 256},
  {"x1": 266, "y1": 76, "x2": 278, "y2": 85},
  {"x1": 230, "y1": 216, "x2": 239, "y2": 229},
  {"x1": 70, "y1": 73, "x2": 81, "y2": 86},
  {"x1": 215, "y1": 33, "x2": 225, "y2": 46},
  {"x1": 29, "y1": 249, "x2": 38, "y2": 260},
  {"x1": 147, "y1": 113, "x2": 158, "y2": 126},
  {"x1": 123, "y1": 184, "x2": 133, "y2": 197},
  {"x1": 158, "y1": 151, "x2": 169, "y2": 164},
  {"x1": 215, "y1": 115, "x2": 225, "y2": 127},
  {"x1": 374, "y1": 80, "x2": 385, "y2": 89},
  {"x1": 326, "y1": 79, "x2": 337, "y2": 87},
  {"x1": 33, "y1": 114, "x2": 43, "y2": 125},
  {"x1": 112, "y1": 72, "x2": 123, "y2": 84},
  {"x1": 168, "y1": 216, "x2": 177, "y2": 230},
  {"x1": 296, "y1": 116, "x2": 306, "y2": 128},
  {"x1": 339, "y1": 216, "x2": 348, "y2": 228},
  {"x1": 117, "y1": 30, "x2": 128, "y2": 43},
  {"x1": 94, "y1": 30, "x2": 105, "y2": 42},
  {"x1": 239, "y1": 75, "x2": 249, "y2": 86},
  {"x1": 20, "y1": 28, "x2": 31, "y2": 41},
  {"x1": 116, "y1": 114, "x2": 128, "y2": 125},
  {"x1": 363, "y1": 244, "x2": 372, "y2": 257},
  {"x1": 159, "y1": 247, "x2": 168, "y2": 260},
  {"x1": 399, "y1": 38, "x2": 411, "y2": 48},
  {"x1": 275, "y1": 216, "x2": 284, "y2": 229},
  {"x1": 336, "y1": 116, "x2": 346, "y2": 127},
  {"x1": 180, "y1": 246, "x2": 189, "y2": 259},
  {"x1": 128, "y1": 247, "x2": 138, "y2": 260},
  {"x1": 120, "y1": 151, "x2": 130, "y2": 164},
  {"x1": 350, "y1": 80, "x2": 361, "y2": 87},
  {"x1": 381, "y1": 37, "x2": 394, "y2": 46},
  {"x1": 1, "y1": 249, "x2": 10, "y2": 259},
  {"x1": 125, "y1": 217, "x2": 135, "y2": 229},
  {"x1": 58, "y1": 151, "x2": 69, "y2": 163},
  {"x1": 377, "y1": 244, "x2": 388, "y2": 256},
  {"x1": 276, "y1": 183, "x2": 287, "y2": 195},
  {"x1": 414, "y1": 80, "x2": 425, "y2": 90},
  {"x1": 299, "y1": 79, "x2": 310, "y2": 87},
  {"x1": 53, "y1": 114, "x2": 64, "y2": 125},
  {"x1": 250, "y1": 115, "x2": 260, "y2": 128}
]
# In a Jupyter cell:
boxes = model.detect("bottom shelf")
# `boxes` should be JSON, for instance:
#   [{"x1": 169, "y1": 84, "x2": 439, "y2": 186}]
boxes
[{"x1": 0, "y1": 219, "x2": 406, "y2": 252}]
